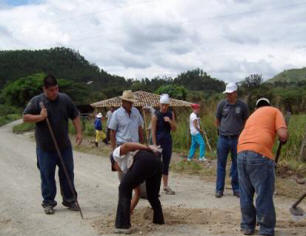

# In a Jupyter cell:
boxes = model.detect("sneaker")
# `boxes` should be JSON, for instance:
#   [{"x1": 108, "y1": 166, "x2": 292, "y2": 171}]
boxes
[
  {"x1": 215, "y1": 191, "x2": 223, "y2": 198},
  {"x1": 241, "y1": 228, "x2": 255, "y2": 235},
  {"x1": 114, "y1": 228, "x2": 132, "y2": 234},
  {"x1": 164, "y1": 186, "x2": 175, "y2": 195},
  {"x1": 187, "y1": 158, "x2": 192, "y2": 162},
  {"x1": 44, "y1": 205, "x2": 55, "y2": 215},
  {"x1": 199, "y1": 157, "x2": 207, "y2": 162},
  {"x1": 233, "y1": 191, "x2": 240, "y2": 198},
  {"x1": 62, "y1": 201, "x2": 80, "y2": 211}
]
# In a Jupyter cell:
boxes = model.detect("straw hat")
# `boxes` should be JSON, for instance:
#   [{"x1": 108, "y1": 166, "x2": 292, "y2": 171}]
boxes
[
  {"x1": 96, "y1": 113, "x2": 103, "y2": 118},
  {"x1": 120, "y1": 90, "x2": 137, "y2": 103}
]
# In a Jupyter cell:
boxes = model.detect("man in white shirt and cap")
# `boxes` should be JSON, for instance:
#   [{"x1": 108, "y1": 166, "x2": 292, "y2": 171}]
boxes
[{"x1": 215, "y1": 82, "x2": 249, "y2": 198}]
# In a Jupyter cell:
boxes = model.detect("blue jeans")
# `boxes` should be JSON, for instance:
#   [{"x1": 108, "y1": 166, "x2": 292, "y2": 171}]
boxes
[
  {"x1": 188, "y1": 133, "x2": 206, "y2": 159},
  {"x1": 36, "y1": 146, "x2": 77, "y2": 207},
  {"x1": 238, "y1": 151, "x2": 276, "y2": 236},
  {"x1": 216, "y1": 135, "x2": 239, "y2": 193}
]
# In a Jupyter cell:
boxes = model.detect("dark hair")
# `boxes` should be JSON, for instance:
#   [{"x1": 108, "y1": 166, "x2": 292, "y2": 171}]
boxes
[
  {"x1": 43, "y1": 74, "x2": 58, "y2": 88},
  {"x1": 256, "y1": 100, "x2": 270, "y2": 108}
]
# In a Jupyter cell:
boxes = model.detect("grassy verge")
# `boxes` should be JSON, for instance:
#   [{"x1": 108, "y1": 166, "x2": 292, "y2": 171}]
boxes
[
  {"x1": 0, "y1": 114, "x2": 20, "y2": 127},
  {"x1": 12, "y1": 122, "x2": 35, "y2": 133}
]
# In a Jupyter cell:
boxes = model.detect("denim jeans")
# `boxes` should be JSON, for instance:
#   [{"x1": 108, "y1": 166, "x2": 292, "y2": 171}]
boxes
[
  {"x1": 238, "y1": 151, "x2": 276, "y2": 236},
  {"x1": 216, "y1": 135, "x2": 239, "y2": 193},
  {"x1": 36, "y1": 146, "x2": 77, "y2": 207},
  {"x1": 188, "y1": 133, "x2": 206, "y2": 159}
]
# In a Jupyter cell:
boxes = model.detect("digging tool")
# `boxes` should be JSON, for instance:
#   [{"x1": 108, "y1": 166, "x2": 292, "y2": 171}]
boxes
[
  {"x1": 275, "y1": 111, "x2": 291, "y2": 165},
  {"x1": 202, "y1": 131, "x2": 212, "y2": 152},
  {"x1": 290, "y1": 193, "x2": 306, "y2": 216},
  {"x1": 40, "y1": 102, "x2": 84, "y2": 219}
]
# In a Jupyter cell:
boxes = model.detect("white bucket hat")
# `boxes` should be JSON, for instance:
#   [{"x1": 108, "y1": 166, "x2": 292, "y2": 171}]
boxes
[
  {"x1": 160, "y1": 94, "x2": 170, "y2": 104},
  {"x1": 96, "y1": 113, "x2": 103, "y2": 118},
  {"x1": 223, "y1": 82, "x2": 238, "y2": 94}
]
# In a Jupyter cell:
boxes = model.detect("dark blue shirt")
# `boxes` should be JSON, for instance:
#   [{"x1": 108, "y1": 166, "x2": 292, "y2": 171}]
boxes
[
  {"x1": 155, "y1": 109, "x2": 173, "y2": 140},
  {"x1": 23, "y1": 93, "x2": 79, "y2": 152}
]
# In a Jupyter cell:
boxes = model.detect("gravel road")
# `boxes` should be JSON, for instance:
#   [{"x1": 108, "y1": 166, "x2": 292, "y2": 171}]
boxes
[{"x1": 0, "y1": 120, "x2": 305, "y2": 236}]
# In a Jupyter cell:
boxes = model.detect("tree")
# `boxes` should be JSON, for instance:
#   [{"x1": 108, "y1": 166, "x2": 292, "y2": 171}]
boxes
[{"x1": 155, "y1": 85, "x2": 187, "y2": 100}]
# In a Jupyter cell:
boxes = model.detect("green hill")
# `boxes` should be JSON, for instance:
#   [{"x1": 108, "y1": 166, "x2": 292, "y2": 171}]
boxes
[
  {"x1": 0, "y1": 47, "x2": 127, "y2": 90},
  {"x1": 268, "y1": 67, "x2": 306, "y2": 83}
]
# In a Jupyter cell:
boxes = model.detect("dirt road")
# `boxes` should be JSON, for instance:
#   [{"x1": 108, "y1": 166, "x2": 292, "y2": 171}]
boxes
[{"x1": 0, "y1": 121, "x2": 305, "y2": 236}]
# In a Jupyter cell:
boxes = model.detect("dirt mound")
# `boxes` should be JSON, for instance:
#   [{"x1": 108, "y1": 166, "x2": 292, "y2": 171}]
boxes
[
  {"x1": 91, "y1": 207, "x2": 240, "y2": 234},
  {"x1": 91, "y1": 207, "x2": 306, "y2": 235}
]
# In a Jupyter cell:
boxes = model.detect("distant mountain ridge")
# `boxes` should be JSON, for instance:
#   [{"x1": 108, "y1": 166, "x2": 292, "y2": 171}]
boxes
[{"x1": 268, "y1": 67, "x2": 306, "y2": 83}]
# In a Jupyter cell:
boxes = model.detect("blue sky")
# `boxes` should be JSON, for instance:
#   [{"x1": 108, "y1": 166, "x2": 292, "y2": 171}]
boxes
[
  {"x1": 0, "y1": 0, "x2": 42, "y2": 6},
  {"x1": 0, "y1": 0, "x2": 305, "y2": 82}
]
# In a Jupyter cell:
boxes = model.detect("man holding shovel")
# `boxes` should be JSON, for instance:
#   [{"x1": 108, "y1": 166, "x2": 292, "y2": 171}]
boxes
[
  {"x1": 237, "y1": 98, "x2": 288, "y2": 236},
  {"x1": 23, "y1": 74, "x2": 82, "y2": 215}
]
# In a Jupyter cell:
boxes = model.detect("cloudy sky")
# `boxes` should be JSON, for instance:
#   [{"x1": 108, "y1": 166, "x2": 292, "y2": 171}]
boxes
[{"x1": 0, "y1": 0, "x2": 305, "y2": 82}]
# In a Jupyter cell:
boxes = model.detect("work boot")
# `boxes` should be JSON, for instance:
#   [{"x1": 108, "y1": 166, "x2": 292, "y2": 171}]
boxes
[
  {"x1": 44, "y1": 205, "x2": 55, "y2": 215},
  {"x1": 62, "y1": 201, "x2": 80, "y2": 211},
  {"x1": 241, "y1": 228, "x2": 255, "y2": 235},
  {"x1": 215, "y1": 191, "x2": 223, "y2": 198},
  {"x1": 95, "y1": 141, "x2": 98, "y2": 147},
  {"x1": 233, "y1": 191, "x2": 240, "y2": 198}
]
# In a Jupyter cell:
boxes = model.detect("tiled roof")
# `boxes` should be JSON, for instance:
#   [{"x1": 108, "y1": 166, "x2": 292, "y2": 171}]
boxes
[{"x1": 91, "y1": 90, "x2": 193, "y2": 108}]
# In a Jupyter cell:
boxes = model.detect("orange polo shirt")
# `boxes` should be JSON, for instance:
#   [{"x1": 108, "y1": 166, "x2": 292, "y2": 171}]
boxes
[{"x1": 238, "y1": 107, "x2": 287, "y2": 160}]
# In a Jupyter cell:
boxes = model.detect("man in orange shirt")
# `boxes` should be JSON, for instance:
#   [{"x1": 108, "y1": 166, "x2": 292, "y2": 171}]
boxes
[{"x1": 237, "y1": 98, "x2": 288, "y2": 236}]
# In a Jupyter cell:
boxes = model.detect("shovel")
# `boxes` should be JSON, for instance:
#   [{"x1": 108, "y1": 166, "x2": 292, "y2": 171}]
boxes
[{"x1": 290, "y1": 193, "x2": 306, "y2": 216}]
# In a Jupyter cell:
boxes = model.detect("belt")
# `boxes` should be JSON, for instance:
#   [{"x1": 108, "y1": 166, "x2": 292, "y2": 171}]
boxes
[{"x1": 221, "y1": 134, "x2": 239, "y2": 139}]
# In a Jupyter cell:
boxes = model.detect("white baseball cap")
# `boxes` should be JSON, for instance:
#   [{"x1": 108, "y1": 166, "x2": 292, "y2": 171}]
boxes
[
  {"x1": 223, "y1": 82, "x2": 238, "y2": 94},
  {"x1": 160, "y1": 94, "x2": 170, "y2": 104}
]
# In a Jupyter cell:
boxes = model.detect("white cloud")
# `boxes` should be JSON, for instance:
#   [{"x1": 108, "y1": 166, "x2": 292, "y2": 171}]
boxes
[{"x1": 0, "y1": 0, "x2": 305, "y2": 82}]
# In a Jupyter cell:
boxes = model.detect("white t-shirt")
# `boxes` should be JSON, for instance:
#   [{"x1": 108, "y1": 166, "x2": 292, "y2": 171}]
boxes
[
  {"x1": 190, "y1": 112, "x2": 200, "y2": 135},
  {"x1": 112, "y1": 146, "x2": 138, "y2": 173}
]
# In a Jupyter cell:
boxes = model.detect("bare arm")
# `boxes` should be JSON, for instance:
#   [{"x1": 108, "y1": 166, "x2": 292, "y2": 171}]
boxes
[
  {"x1": 277, "y1": 127, "x2": 288, "y2": 143},
  {"x1": 110, "y1": 130, "x2": 117, "y2": 150},
  {"x1": 130, "y1": 186, "x2": 140, "y2": 214},
  {"x1": 23, "y1": 107, "x2": 47, "y2": 123},
  {"x1": 151, "y1": 115, "x2": 157, "y2": 145},
  {"x1": 193, "y1": 119, "x2": 202, "y2": 133},
  {"x1": 119, "y1": 142, "x2": 150, "y2": 155},
  {"x1": 72, "y1": 116, "x2": 82, "y2": 145},
  {"x1": 138, "y1": 126, "x2": 144, "y2": 144},
  {"x1": 215, "y1": 118, "x2": 220, "y2": 128}
]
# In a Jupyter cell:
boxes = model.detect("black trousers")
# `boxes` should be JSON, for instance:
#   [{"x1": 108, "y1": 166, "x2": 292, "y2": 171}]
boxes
[{"x1": 115, "y1": 150, "x2": 164, "y2": 229}]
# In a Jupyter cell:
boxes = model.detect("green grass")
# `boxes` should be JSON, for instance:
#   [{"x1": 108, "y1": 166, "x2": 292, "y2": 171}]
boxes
[
  {"x1": 13, "y1": 122, "x2": 35, "y2": 133},
  {"x1": 0, "y1": 114, "x2": 20, "y2": 127}
]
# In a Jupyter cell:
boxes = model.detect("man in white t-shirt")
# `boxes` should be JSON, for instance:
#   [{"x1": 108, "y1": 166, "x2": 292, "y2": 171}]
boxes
[{"x1": 187, "y1": 104, "x2": 206, "y2": 162}]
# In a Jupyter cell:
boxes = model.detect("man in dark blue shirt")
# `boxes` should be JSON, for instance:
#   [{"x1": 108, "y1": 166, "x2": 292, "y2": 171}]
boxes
[{"x1": 23, "y1": 74, "x2": 82, "y2": 215}]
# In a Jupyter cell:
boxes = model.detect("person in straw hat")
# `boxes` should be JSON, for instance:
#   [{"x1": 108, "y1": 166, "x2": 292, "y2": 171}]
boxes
[{"x1": 108, "y1": 90, "x2": 144, "y2": 216}]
